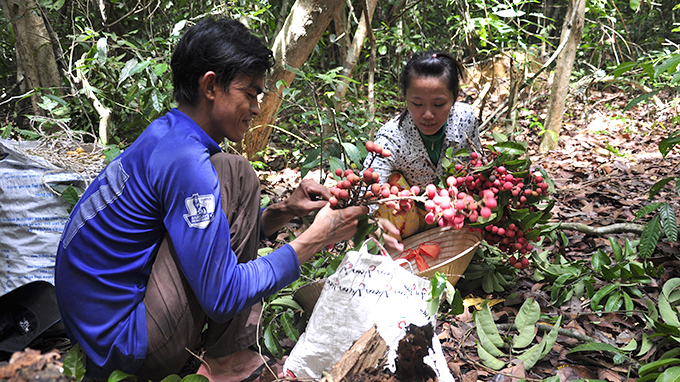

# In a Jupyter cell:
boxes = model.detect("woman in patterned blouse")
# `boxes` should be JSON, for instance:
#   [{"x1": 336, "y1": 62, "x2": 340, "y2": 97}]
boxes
[{"x1": 365, "y1": 51, "x2": 482, "y2": 250}]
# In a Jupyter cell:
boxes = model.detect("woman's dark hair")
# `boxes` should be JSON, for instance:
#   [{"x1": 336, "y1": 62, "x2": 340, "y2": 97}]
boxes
[
  {"x1": 171, "y1": 17, "x2": 274, "y2": 106},
  {"x1": 400, "y1": 50, "x2": 464, "y2": 100}
]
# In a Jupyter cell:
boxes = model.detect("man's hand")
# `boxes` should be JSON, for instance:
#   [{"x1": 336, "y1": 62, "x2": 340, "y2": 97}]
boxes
[
  {"x1": 290, "y1": 204, "x2": 368, "y2": 264},
  {"x1": 282, "y1": 179, "x2": 331, "y2": 217},
  {"x1": 261, "y1": 179, "x2": 331, "y2": 237}
]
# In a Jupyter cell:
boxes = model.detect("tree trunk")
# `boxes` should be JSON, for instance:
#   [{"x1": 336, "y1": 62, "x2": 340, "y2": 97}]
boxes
[
  {"x1": 538, "y1": 0, "x2": 585, "y2": 153},
  {"x1": 238, "y1": 0, "x2": 345, "y2": 160},
  {"x1": 0, "y1": 0, "x2": 61, "y2": 116},
  {"x1": 332, "y1": 0, "x2": 377, "y2": 110}
]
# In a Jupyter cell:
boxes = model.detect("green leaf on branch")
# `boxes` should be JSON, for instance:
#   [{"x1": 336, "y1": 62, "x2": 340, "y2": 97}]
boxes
[
  {"x1": 159, "y1": 375, "x2": 182, "y2": 382},
  {"x1": 629, "y1": 0, "x2": 640, "y2": 11},
  {"x1": 640, "y1": 214, "x2": 662, "y2": 258},
  {"x1": 660, "y1": 278, "x2": 680, "y2": 327},
  {"x1": 625, "y1": 89, "x2": 662, "y2": 110},
  {"x1": 61, "y1": 185, "x2": 81, "y2": 207},
  {"x1": 639, "y1": 358, "x2": 680, "y2": 377},
  {"x1": 592, "y1": 249, "x2": 611, "y2": 272},
  {"x1": 660, "y1": 202, "x2": 679, "y2": 242},
  {"x1": 108, "y1": 370, "x2": 135, "y2": 382},
  {"x1": 636, "y1": 202, "x2": 662, "y2": 219},
  {"x1": 659, "y1": 131, "x2": 680, "y2": 158},
  {"x1": 263, "y1": 324, "x2": 284, "y2": 359},
  {"x1": 492, "y1": 141, "x2": 526, "y2": 156},
  {"x1": 269, "y1": 295, "x2": 302, "y2": 311},
  {"x1": 476, "y1": 341, "x2": 505, "y2": 370},
  {"x1": 655, "y1": 55, "x2": 680, "y2": 79},
  {"x1": 491, "y1": 132, "x2": 509, "y2": 143},
  {"x1": 612, "y1": 61, "x2": 637, "y2": 77},
  {"x1": 650, "y1": 177, "x2": 676, "y2": 199},
  {"x1": 512, "y1": 297, "x2": 540, "y2": 348},
  {"x1": 591, "y1": 283, "x2": 618, "y2": 311},
  {"x1": 341, "y1": 142, "x2": 363, "y2": 169},
  {"x1": 609, "y1": 237, "x2": 623, "y2": 262},
  {"x1": 63, "y1": 343, "x2": 87, "y2": 382},
  {"x1": 476, "y1": 301, "x2": 505, "y2": 348},
  {"x1": 281, "y1": 312, "x2": 300, "y2": 342}
]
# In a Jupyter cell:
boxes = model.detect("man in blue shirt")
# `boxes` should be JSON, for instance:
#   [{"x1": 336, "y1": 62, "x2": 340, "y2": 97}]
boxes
[{"x1": 54, "y1": 17, "x2": 367, "y2": 382}]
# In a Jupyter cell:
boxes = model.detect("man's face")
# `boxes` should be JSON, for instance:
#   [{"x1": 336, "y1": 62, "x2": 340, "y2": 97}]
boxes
[{"x1": 206, "y1": 75, "x2": 264, "y2": 143}]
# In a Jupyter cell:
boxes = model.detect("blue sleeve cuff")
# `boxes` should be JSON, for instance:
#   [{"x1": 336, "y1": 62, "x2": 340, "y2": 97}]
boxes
[{"x1": 263, "y1": 243, "x2": 301, "y2": 290}]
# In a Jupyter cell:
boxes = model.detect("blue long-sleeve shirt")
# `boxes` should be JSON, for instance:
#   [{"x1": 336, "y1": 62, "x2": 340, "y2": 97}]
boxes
[{"x1": 55, "y1": 108, "x2": 300, "y2": 377}]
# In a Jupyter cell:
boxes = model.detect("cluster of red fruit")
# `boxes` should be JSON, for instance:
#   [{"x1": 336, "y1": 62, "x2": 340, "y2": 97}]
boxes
[
  {"x1": 329, "y1": 141, "x2": 417, "y2": 210},
  {"x1": 422, "y1": 151, "x2": 552, "y2": 269}
]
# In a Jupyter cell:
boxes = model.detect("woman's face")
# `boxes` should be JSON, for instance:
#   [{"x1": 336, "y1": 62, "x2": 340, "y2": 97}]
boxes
[{"x1": 405, "y1": 75, "x2": 455, "y2": 136}]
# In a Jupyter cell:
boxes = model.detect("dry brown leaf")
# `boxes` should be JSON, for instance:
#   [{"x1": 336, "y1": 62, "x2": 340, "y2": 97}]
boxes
[
  {"x1": 556, "y1": 365, "x2": 599, "y2": 381},
  {"x1": 598, "y1": 367, "x2": 623, "y2": 382}
]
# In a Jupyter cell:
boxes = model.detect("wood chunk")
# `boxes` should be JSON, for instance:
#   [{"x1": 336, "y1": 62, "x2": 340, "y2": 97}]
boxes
[{"x1": 326, "y1": 324, "x2": 388, "y2": 382}]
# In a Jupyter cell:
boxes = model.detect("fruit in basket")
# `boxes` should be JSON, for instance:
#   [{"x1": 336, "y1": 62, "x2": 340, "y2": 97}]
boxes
[{"x1": 421, "y1": 140, "x2": 554, "y2": 264}]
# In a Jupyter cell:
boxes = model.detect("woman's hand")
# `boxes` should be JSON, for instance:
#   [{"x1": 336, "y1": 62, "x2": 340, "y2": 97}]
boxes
[{"x1": 372, "y1": 218, "x2": 404, "y2": 254}]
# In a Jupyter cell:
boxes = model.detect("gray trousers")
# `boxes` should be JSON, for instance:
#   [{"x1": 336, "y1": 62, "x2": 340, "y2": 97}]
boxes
[{"x1": 134, "y1": 153, "x2": 263, "y2": 381}]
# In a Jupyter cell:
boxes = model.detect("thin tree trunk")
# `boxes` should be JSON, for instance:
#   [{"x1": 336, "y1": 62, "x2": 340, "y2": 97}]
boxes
[
  {"x1": 332, "y1": 5, "x2": 349, "y2": 64},
  {"x1": 538, "y1": 0, "x2": 585, "y2": 153},
  {"x1": 0, "y1": 0, "x2": 62, "y2": 116},
  {"x1": 365, "y1": 0, "x2": 377, "y2": 126},
  {"x1": 238, "y1": 0, "x2": 345, "y2": 160},
  {"x1": 332, "y1": 0, "x2": 378, "y2": 110}
]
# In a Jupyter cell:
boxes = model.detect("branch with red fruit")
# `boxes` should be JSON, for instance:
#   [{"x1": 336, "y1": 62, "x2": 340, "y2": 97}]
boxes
[
  {"x1": 328, "y1": 141, "x2": 423, "y2": 212},
  {"x1": 422, "y1": 141, "x2": 555, "y2": 270}
]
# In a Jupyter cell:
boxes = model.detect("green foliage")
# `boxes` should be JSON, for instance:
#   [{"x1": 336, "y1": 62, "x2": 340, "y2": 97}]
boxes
[
  {"x1": 63, "y1": 344, "x2": 87, "y2": 382},
  {"x1": 474, "y1": 299, "x2": 563, "y2": 370},
  {"x1": 533, "y1": 234, "x2": 653, "y2": 311},
  {"x1": 427, "y1": 272, "x2": 464, "y2": 316},
  {"x1": 62, "y1": 341, "x2": 209, "y2": 382},
  {"x1": 647, "y1": 278, "x2": 680, "y2": 344},
  {"x1": 258, "y1": 246, "x2": 343, "y2": 357},
  {"x1": 638, "y1": 358, "x2": 680, "y2": 382},
  {"x1": 568, "y1": 341, "x2": 635, "y2": 365},
  {"x1": 462, "y1": 246, "x2": 518, "y2": 295},
  {"x1": 635, "y1": 132, "x2": 680, "y2": 256}
]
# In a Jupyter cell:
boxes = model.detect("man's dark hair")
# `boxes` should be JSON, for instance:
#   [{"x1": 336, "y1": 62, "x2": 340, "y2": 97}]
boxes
[
  {"x1": 171, "y1": 17, "x2": 274, "y2": 105},
  {"x1": 400, "y1": 51, "x2": 464, "y2": 100}
]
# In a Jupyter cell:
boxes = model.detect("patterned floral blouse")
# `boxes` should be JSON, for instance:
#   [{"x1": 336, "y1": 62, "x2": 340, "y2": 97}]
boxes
[{"x1": 364, "y1": 102, "x2": 482, "y2": 189}]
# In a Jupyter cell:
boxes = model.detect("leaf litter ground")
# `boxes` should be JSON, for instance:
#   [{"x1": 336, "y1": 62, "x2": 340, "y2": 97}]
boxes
[{"x1": 260, "y1": 87, "x2": 680, "y2": 381}]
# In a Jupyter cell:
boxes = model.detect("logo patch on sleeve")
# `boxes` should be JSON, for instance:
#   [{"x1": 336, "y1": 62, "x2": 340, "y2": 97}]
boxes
[{"x1": 183, "y1": 193, "x2": 215, "y2": 229}]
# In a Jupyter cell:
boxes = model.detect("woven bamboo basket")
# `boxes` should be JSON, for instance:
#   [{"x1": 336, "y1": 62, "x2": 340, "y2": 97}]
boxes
[
  {"x1": 389, "y1": 226, "x2": 482, "y2": 286},
  {"x1": 293, "y1": 279, "x2": 326, "y2": 314}
]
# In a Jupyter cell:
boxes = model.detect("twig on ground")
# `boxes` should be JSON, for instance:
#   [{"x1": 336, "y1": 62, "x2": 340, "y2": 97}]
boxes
[
  {"x1": 551, "y1": 222, "x2": 645, "y2": 235},
  {"x1": 495, "y1": 323, "x2": 595, "y2": 343}
]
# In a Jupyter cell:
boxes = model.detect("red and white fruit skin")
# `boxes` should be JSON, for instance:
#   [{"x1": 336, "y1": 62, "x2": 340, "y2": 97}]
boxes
[{"x1": 421, "y1": 151, "x2": 550, "y2": 267}]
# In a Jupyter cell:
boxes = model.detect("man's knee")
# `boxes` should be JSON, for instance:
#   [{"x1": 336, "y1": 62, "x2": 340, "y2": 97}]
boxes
[{"x1": 210, "y1": 153, "x2": 259, "y2": 191}]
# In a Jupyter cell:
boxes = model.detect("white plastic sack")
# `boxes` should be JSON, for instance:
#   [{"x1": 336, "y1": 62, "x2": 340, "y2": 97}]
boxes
[
  {"x1": 0, "y1": 139, "x2": 85, "y2": 296},
  {"x1": 283, "y1": 243, "x2": 454, "y2": 381}
]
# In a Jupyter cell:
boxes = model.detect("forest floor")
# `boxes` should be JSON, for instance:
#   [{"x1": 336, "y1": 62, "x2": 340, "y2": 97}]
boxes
[
  {"x1": 1, "y1": 81, "x2": 679, "y2": 382},
  {"x1": 258, "y1": 83, "x2": 680, "y2": 381}
]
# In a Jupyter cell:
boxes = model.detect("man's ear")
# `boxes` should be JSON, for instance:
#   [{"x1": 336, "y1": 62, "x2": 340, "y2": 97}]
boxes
[{"x1": 199, "y1": 71, "x2": 218, "y2": 101}]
